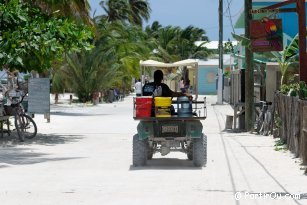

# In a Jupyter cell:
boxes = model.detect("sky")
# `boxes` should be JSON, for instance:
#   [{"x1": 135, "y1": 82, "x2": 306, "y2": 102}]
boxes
[{"x1": 89, "y1": 0, "x2": 245, "y2": 41}]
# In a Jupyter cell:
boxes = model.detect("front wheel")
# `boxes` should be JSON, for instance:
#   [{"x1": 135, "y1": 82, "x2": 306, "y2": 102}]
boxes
[
  {"x1": 193, "y1": 134, "x2": 207, "y2": 167},
  {"x1": 15, "y1": 114, "x2": 37, "y2": 140}
]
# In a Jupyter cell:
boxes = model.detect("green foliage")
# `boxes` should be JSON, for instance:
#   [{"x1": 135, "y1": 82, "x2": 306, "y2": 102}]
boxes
[
  {"x1": 274, "y1": 139, "x2": 287, "y2": 152},
  {"x1": 274, "y1": 116, "x2": 282, "y2": 128},
  {"x1": 146, "y1": 24, "x2": 211, "y2": 62},
  {"x1": 224, "y1": 41, "x2": 234, "y2": 54},
  {"x1": 99, "y1": 0, "x2": 151, "y2": 26},
  {"x1": 27, "y1": 0, "x2": 92, "y2": 24},
  {"x1": 0, "y1": 0, "x2": 94, "y2": 72},
  {"x1": 280, "y1": 81, "x2": 307, "y2": 99},
  {"x1": 232, "y1": 32, "x2": 301, "y2": 86},
  {"x1": 56, "y1": 19, "x2": 153, "y2": 102},
  {"x1": 231, "y1": 33, "x2": 251, "y2": 48}
]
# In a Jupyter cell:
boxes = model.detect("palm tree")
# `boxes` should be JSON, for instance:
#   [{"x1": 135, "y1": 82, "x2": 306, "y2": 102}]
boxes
[
  {"x1": 145, "y1": 21, "x2": 162, "y2": 39},
  {"x1": 149, "y1": 25, "x2": 211, "y2": 62},
  {"x1": 99, "y1": 0, "x2": 151, "y2": 26},
  {"x1": 62, "y1": 51, "x2": 119, "y2": 102},
  {"x1": 100, "y1": 0, "x2": 130, "y2": 22},
  {"x1": 128, "y1": 0, "x2": 151, "y2": 26},
  {"x1": 57, "y1": 19, "x2": 154, "y2": 102},
  {"x1": 29, "y1": 0, "x2": 92, "y2": 23},
  {"x1": 272, "y1": 34, "x2": 300, "y2": 85},
  {"x1": 176, "y1": 26, "x2": 210, "y2": 60}
]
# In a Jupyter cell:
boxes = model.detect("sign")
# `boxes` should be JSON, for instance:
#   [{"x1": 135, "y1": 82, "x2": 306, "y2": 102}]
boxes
[
  {"x1": 250, "y1": 8, "x2": 280, "y2": 14},
  {"x1": 28, "y1": 78, "x2": 50, "y2": 114},
  {"x1": 250, "y1": 18, "x2": 283, "y2": 52}
]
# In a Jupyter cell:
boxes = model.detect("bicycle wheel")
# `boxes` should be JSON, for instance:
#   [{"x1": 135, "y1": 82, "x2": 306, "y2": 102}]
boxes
[
  {"x1": 15, "y1": 114, "x2": 37, "y2": 140},
  {"x1": 262, "y1": 111, "x2": 272, "y2": 136},
  {"x1": 14, "y1": 114, "x2": 25, "y2": 142},
  {"x1": 256, "y1": 112, "x2": 264, "y2": 134}
]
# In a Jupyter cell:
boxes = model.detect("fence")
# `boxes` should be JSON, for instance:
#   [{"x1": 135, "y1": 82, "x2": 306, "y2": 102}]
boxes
[{"x1": 274, "y1": 93, "x2": 307, "y2": 165}]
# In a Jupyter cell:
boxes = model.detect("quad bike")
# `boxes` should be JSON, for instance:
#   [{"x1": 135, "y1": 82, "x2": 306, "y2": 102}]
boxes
[{"x1": 132, "y1": 59, "x2": 207, "y2": 167}]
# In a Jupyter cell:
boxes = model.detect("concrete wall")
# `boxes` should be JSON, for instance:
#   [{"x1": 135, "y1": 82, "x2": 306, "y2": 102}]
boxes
[{"x1": 198, "y1": 66, "x2": 218, "y2": 95}]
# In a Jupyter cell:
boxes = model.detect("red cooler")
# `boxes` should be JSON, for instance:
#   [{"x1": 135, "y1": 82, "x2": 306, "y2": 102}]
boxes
[{"x1": 135, "y1": 97, "x2": 152, "y2": 117}]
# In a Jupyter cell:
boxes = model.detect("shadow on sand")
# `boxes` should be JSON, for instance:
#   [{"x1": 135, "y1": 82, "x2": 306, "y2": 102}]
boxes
[
  {"x1": 129, "y1": 158, "x2": 203, "y2": 171},
  {"x1": 50, "y1": 111, "x2": 111, "y2": 117},
  {"x1": 0, "y1": 133, "x2": 84, "y2": 167}
]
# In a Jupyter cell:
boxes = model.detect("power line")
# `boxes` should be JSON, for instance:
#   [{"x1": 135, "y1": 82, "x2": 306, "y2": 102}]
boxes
[{"x1": 224, "y1": 0, "x2": 236, "y2": 34}]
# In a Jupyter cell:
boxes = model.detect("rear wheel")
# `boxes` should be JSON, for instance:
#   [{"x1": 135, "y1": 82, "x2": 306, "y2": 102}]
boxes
[
  {"x1": 147, "y1": 143, "x2": 154, "y2": 160},
  {"x1": 261, "y1": 111, "x2": 272, "y2": 136},
  {"x1": 133, "y1": 134, "x2": 147, "y2": 166},
  {"x1": 187, "y1": 143, "x2": 193, "y2": 160},
  {"x1": 193, "y1": 134, "x2": 207, "y2": 167}
]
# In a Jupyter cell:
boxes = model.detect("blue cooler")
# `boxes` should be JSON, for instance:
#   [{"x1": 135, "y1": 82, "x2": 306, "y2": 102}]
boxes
[{"x1": 177, "y1": 96, "x2": 192, "y2": 117}]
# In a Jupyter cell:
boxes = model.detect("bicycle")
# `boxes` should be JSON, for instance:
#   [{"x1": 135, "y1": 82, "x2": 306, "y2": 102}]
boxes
[
  {"x1": 0, "y1": 70, "x2": 37, "y2": 142},
  {"x1": 254, "y1": 101, "x2": 272, "y2": 136}
]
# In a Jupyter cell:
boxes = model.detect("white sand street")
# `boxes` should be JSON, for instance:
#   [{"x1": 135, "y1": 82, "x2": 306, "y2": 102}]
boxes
[{"x1": 0, "y1": 94, "x2": 307, "y2": 205}]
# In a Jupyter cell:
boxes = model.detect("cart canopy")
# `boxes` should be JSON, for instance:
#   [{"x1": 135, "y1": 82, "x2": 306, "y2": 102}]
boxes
[
  {"x1": 140, "y1": 59, "x2": 200, "y2": 99},
  {"x1": 140, "y1": 59, "x2": 198, "y2": 68}
]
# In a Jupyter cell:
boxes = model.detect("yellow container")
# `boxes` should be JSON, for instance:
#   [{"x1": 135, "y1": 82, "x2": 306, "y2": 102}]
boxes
[
  {"x1": 154, "y1": 97, "x2": 172, "y2": 107},
  {"x1": 154, "y1": 97, "x2": 172, "y2": 117}
]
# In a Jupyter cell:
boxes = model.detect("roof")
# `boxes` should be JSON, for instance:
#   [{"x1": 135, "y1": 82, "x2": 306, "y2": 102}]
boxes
[
  {"x1": 195, "y1": 41, "x2": 238, "y2": 50},
  {"x1": 198, "y1": 54, "x2": 235, "y2": 66}
]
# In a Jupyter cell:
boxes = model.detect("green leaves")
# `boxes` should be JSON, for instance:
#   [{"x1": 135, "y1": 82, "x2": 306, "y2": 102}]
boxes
[
  {"x1": 0, "y1": 0, "x2": 94, "y2": 72},
  {"x1": 145, "y1": 24, "x2": 210, "y2": 62},
  {"x1": 232, "y1": 33, "x2": 251, "y2": 48}
]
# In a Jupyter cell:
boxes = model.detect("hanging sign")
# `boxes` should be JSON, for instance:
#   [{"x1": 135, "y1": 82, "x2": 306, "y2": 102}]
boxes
[{"x1": 250, "y1": 18, "x2": 283, "y2": 52}]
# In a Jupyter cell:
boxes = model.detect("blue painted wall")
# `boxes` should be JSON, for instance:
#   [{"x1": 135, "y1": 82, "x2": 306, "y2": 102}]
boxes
[
  {"x1": 253, "y1": 2, "x2": 307, "y2": 39},
  {"x1": 198, "y1": 66, "x2": 218, "y2": 95}
]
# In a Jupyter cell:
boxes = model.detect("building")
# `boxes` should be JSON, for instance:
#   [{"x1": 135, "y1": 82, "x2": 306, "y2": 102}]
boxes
[{"x1": 198, "y1": 54, "x2": 235, "y2": 95}]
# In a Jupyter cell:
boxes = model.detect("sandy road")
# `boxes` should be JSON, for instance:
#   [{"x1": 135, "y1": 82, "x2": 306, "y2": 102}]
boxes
[{"x1": 0, "y1": 95, "x2": 306, "y2": 205}]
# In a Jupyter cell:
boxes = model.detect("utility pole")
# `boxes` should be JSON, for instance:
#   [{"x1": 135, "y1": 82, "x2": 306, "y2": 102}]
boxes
[
  {"x1": 297, "y1": 0, "x2": 307, "y2": 83},
  {"x1": 217, "y1": 0, "x2": 223, "y2": 104},
  {"x1": 245, "y1": 0, "x2": 254, "y2": 131}
]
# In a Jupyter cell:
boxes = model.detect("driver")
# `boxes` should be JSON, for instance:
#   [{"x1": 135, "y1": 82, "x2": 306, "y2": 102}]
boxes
[{"x1": 142, "y1": 70, "x2": 189, "y2": 97}]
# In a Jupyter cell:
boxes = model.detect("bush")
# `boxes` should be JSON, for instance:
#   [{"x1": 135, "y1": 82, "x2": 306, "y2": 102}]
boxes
[{"x1": 280, "y1": 81, "x2": 307, "y2": 99}]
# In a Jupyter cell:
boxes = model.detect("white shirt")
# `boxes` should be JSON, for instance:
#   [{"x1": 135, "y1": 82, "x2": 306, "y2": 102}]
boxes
[{"x1": 135, "y1": 81, "x2": 142, "y2": 94}]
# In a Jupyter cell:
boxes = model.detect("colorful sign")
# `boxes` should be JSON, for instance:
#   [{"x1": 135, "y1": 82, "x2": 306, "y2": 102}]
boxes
[{"x1": 250, "y1": 18, "x2": 283, "y2": 52}]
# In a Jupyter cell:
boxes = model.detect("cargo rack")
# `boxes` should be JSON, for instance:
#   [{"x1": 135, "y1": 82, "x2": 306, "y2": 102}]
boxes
[{"x1": 133, "y1": 97, "x2": 207, "y2": 121}]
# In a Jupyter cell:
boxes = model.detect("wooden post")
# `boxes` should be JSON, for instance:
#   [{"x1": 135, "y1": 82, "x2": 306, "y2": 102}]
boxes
[
  {"x1": 297, "y1": 0, "x2": 307, "y2": 83},
  {"x1": 245, "y1": 0, "x2": 254, "y2": 131},
  {"x1": 302, "y1": 106, "x2": 307, "y2": 165}
]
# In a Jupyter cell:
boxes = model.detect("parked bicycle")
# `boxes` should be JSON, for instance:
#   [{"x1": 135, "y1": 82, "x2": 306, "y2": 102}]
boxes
[
  {"x1": 254, "y1": 101, "x2": 273, "y2": 136},
  {"x1": 0, "y1": 70, "x2": 37, "y2": 142}
]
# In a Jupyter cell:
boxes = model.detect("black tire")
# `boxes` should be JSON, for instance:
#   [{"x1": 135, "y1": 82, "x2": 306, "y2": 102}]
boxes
[
  {"x1": 147, "y1": 143, "x2": 153, "y2": 160},
  {"x1": 187, "y1": 143, "x2": 193, "y2": 160},
  {"x1": 133, "y1": 134, "x2": 147, "y2": 166},
  {"x1": 256, "y1": 113, "x2": 263, "y2": 134},
  {"x1": 147, "y1": 151, "x2": 153, "y2": 160},
  {"x1": 261, "y1": 111, "x2": 272, "y2": 136},
  {"x1": 193, "y1": 134, "x2": 207, "y2": 167},
  {"x1": 14, "y1": 114, "x2": 25, "y2": 142},
  {"x1": 15, "y1": 114, "x2": 37, "y2": 140}
]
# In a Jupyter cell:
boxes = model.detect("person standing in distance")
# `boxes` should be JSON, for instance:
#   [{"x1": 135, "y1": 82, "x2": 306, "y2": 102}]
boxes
[{"x1": 134, "y1": 79, "x2": 142, "y2": 97}]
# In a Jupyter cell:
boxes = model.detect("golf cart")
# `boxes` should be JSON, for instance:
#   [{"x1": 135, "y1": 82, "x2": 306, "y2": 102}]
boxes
[{"x1": 133, "y1": 59, "x2": 207, "y2": 167}]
